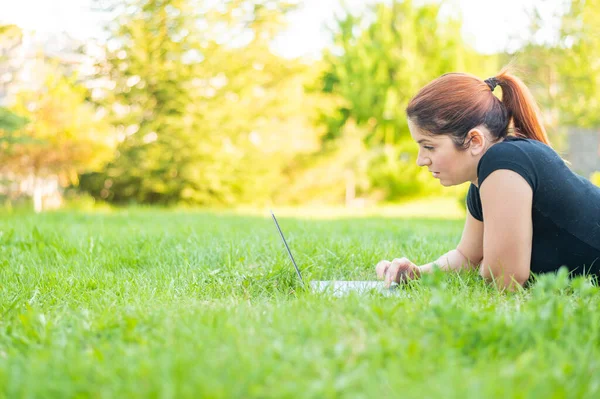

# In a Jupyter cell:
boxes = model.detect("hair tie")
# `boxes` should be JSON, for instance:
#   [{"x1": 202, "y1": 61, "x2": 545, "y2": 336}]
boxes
[{"x1": 484, "y1": 77, "x2": 499, "y2": 91}]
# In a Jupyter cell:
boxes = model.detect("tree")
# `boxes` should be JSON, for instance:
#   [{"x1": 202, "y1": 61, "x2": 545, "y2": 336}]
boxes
[
  {"x1": 85, "y1": 0, "x2": 327, "y2": 206},
  {"x1": 505, "y1": 0, "x2": 600, "y2": 152},
  {"x1": 85, "y1": 0, "x2": 203, "y2": 204},
  {"x1": 320, "y1": 0, "x2": 498, "y2": 147},
  {"x1": 555, "y1": 0, "x2": 600, "y2": 128},
  {"x1": 0, "y1": 25, "x2": 30, "y2": 143},
  {"x1": 2, "y1": 71, "x2": 113, "y2": 212},
  {"x1": 315, "y1": 0, "x2": 497, "y2": 201}
]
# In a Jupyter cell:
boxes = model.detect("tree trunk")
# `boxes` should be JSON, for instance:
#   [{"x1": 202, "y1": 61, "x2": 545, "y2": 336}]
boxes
[
  {"x1": 33, "y1": 178, "x2": 43, "y2": 213},
  {"x1": 345, "y1": 169, "x2": 355, "y2": 206}
]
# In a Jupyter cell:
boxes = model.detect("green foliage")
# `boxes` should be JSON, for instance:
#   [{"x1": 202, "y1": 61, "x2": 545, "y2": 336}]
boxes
[
  {"x1": 508, "y1": 0, "x2": 600, "y2": 136},
  {"x1": 0, "y1": 25, "x2": 30, "y2": 140},
  {"x1": 84, "y1": 0, "x2": 209, "y2": 204},
  {"x1": 2, "y1": 70, "x2": 112, "y2": 185},
  {"x1": 312, "y1": 0, "x2": 498, "y2": 202},
  {"x1": 5, "y1": 0, "x2": 599, "y2": 207},
  {"x1": 555, "y1": 0, "x2": 600, "y2": 128},
  {"x1": 320, "y1": 0, "x2": 499, "y2": 146},
  {"x1": 0, "y1": 106, "x2": 28, "y2": 134},
  {"x1": 84, "y1": 0, "x2": 326, "y2": 206},
  {"x1": 275, "y1": 120, "x2": 371, "y2": 204},
  {"x1": 366, "y1": 140, "x2": 445, "y2": 201}
]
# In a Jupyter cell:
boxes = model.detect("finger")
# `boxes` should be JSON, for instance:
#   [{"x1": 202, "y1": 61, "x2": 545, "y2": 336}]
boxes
[
  {"x1": 376, "y1": 261, "x2": 390, "y2": 279},
  {"x1": 385, "y1": 264, "x2": 400, "y2": 288},
  {"x1": 389, "y1": 260, "x2": 405, "y2": 284},
  {"x1": 391, "y1": 257, "x2": 410, "y2": 267},
  {"x1": 391, "y1": 262, "x2": 415, "y2": 284},
  {"x1": 376, "y1": 260, "x2": 392, "y2": 279},
  {"x1": 391, "y1": 258, "x2": 417, "y2": 279},
  {"x1": 399, "y1": 257, "x2": 417, "y2": 268}
]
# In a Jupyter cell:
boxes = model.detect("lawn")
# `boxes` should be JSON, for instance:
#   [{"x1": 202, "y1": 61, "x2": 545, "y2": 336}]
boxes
[{"x1": 0, "y1": 208, "x2": 598, "y2": 398}]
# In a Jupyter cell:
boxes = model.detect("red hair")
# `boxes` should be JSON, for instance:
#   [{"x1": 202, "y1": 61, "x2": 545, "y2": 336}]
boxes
[{"x1": 406, "y1": 67, "x2": 551, "y2": 148}]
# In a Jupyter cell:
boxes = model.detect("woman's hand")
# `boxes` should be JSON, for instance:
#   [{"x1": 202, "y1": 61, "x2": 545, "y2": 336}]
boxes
[{"x1": 375, "y1": 258, "x2": 421, "y2": 288}]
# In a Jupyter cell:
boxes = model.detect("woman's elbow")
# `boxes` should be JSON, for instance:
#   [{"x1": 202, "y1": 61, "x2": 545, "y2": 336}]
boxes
[{"x1": 479, "y1": 263, "x2": 530, "y2": 289}]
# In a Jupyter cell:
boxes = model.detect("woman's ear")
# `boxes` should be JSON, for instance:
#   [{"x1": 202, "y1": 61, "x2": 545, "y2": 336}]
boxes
[{"x1": 467, "y1": 128, "x2": 486, "y2": 155}]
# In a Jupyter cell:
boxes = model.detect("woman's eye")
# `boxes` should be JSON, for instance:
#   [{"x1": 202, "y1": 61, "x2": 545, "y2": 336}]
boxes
[{"x1": 424, "y1": 146, "x2": 434, "y2": 150}]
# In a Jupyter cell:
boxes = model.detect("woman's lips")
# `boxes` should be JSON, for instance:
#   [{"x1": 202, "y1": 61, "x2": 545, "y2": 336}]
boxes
[{"x1": 432, "y1": 172, "x2": 440, "y2": 178}]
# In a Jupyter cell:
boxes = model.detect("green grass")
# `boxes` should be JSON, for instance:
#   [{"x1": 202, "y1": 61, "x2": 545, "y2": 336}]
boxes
[{"x1": 0, "y1": 209, "x2": 599, "y2": 398}]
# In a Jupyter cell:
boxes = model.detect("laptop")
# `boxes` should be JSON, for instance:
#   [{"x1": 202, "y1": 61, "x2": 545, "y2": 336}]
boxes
[{"x1": 270, "y1": 210, "x2": 397, "y2": 296}]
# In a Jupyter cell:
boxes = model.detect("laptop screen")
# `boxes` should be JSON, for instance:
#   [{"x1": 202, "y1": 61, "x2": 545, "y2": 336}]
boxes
[{"x1": 270, "y1": 210, "x2": 304, "y2": 285}]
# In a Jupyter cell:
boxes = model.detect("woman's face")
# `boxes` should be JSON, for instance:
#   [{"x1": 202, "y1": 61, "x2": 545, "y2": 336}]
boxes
[{"x1": 407, "y1": 119, "x2": 481, "y2": 187}]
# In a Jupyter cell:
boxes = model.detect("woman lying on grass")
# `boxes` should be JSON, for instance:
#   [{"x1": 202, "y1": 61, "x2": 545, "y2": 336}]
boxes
[{"x1": 376, "y1": 68, "x2": 600, "y2": 291}]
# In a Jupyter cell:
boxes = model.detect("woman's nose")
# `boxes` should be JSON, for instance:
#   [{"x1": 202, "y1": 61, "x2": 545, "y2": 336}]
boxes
[{"x1": 416, "y1": 153, "x2": 431, "y2": 167}]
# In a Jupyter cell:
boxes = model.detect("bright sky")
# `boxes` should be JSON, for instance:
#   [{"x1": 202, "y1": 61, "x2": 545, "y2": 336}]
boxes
[{"x1": 0, "y1": 0, "x2": 568, "y2": 58}]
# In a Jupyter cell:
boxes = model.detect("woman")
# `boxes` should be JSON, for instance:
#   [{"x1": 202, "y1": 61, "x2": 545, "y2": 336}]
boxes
[{"x1": 376, "y1": 69, "x2": 600, "y2": 290}]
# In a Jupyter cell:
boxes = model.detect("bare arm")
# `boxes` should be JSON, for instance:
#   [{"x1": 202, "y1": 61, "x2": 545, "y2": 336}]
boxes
[
  {"x1": 418, "y1": 248, "x2": 478, "y2": 274},
  {"x1": 478, "y1": 170, "x2": 533, "y2": 290},
  {"x1": 379, "y1": 171, "x2": 532, "y2": 289}
]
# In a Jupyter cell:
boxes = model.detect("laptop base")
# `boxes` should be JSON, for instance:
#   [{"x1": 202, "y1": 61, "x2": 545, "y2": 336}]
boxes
[{"x1": 309, "y1": 280, "x2": 398, "y2": 296}]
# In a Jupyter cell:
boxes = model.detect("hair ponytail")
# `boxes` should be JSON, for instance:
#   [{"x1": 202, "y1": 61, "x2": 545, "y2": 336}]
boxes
[{"x1": 495, "y1": 68, "x2": 551, "y2": 146}]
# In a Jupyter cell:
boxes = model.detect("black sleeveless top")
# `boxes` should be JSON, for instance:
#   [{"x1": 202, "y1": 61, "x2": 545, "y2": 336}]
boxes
[{"x1": 467, "y1": 137, "x2": 600, "y2": 277}]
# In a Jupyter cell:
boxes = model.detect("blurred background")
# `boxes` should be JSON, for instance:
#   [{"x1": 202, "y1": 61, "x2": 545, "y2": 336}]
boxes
[{"x1": 0, "y1": 0, "x2": 599, "y2": 213}]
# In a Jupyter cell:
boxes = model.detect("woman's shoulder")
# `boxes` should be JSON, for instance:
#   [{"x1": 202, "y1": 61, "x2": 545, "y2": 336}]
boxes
[
  {"x1": 482, "y1": 136, "x2": 566, "y2": 172},
  {"x1": 482, "y1": 136, "x2": 562, "y2": 165},
  {"x1": 477, "y1": 137, "x2": 553, "y2": 191},
  {"x1": 478, "y1": 136, "x2": 579, "y2": 193}
]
